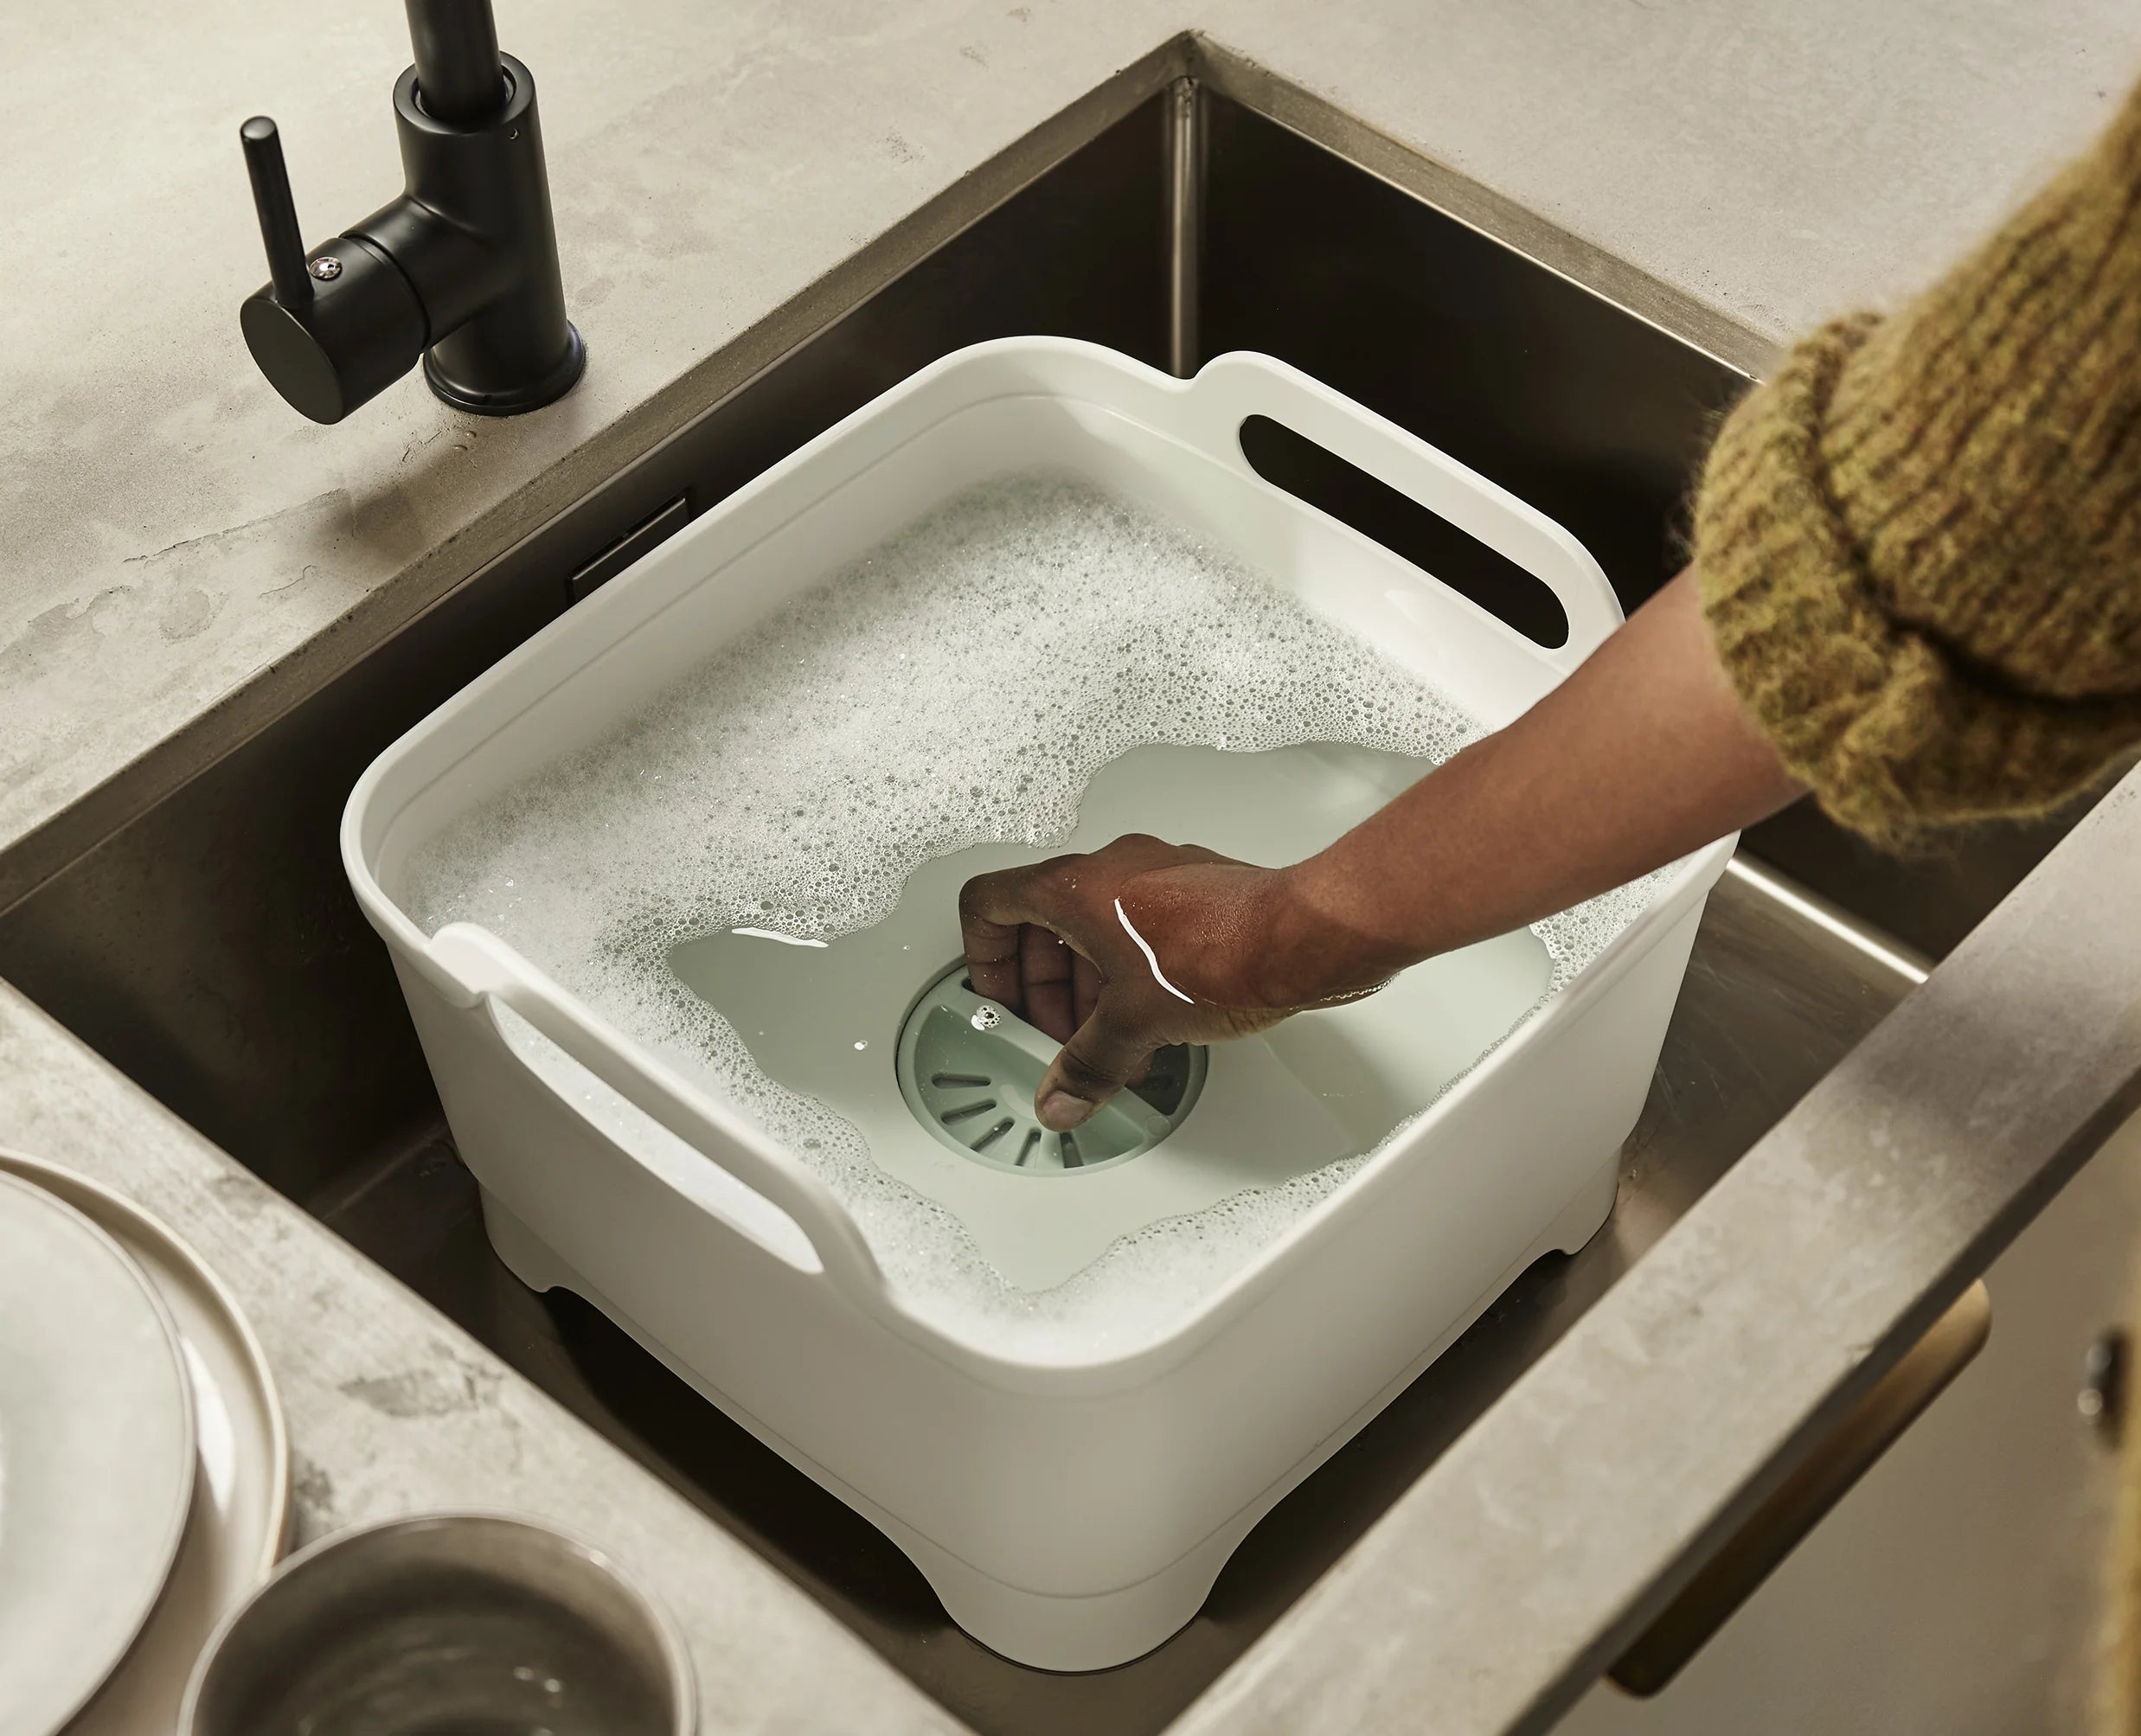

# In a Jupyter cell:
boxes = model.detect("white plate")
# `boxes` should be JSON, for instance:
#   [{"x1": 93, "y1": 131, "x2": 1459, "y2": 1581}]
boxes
[
  {"x1": 0, "y1": 1170, "x2": 194, "y2": 1736},
  {"x1": 0, "y1": 1151, "x2": 290, "y2": 1736}
]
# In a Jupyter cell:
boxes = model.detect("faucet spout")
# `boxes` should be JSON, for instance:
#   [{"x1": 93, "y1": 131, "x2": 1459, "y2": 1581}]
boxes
[{"x1": 405, "y1": 0, "x2": 507, "y2": 125}]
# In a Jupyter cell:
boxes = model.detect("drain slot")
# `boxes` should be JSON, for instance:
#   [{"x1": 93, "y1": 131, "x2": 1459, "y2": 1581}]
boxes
[
  {"x1": 894, "y1": 961, "x2": 1205, "y2": 1176},
  {"x1": 940, "y1": 1099, "x2": 997, "y2": 1124}
]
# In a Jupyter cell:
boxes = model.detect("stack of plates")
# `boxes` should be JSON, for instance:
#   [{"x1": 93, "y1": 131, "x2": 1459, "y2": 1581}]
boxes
[{"x1": 0, "y1": 1151, "x2": 288, "y2": 1736}]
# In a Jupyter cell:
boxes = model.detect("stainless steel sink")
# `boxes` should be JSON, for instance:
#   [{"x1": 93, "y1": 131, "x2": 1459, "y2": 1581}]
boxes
[{"x1": 0, "y1": 36, "x2": 2101, "y2": 1736}]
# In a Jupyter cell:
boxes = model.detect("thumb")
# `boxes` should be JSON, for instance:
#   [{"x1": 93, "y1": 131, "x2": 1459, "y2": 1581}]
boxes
[{"x1": 1034, "y1": 994, "x2": 1157, "y2": 1131}]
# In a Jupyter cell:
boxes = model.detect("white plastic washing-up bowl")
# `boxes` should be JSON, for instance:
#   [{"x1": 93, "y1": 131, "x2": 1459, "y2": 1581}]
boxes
[{"x1": 343, "y1": 338, "x2": 1734, "y2": 1670}]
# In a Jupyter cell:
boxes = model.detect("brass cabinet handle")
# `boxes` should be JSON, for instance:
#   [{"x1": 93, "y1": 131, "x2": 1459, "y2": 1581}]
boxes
[{"x1": 1608, "y1": 1279, "x2": 1992, "y2": 1697}]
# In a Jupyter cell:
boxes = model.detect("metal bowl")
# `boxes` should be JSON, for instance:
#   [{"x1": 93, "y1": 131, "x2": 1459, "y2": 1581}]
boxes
[{"x1": 179, "y1": 1511, "x2": 694, "y2": 1736}]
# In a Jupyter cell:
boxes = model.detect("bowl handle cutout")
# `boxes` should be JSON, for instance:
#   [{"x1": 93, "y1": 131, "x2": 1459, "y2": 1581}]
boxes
[
  {"x1": 1185, "y1": 350, "x2": 1624, "y2": 671},
  {"x1": 427, "y1": 923, "x2": 891, "y2": 1308},
  {"x1": 1237, "y1": 414, "x2": 1572, "y2": 650}
]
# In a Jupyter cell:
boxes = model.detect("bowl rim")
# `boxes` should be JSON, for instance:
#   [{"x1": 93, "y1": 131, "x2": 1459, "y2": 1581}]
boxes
[{"x1": 176, "y1": 1508, "x2": 696, "y2": 1736}]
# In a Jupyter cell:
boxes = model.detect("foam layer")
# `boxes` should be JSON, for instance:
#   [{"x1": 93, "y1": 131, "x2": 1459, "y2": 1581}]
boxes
[{"x1": 405, "y1": 473, "x2": 1661, "y2": 1358}]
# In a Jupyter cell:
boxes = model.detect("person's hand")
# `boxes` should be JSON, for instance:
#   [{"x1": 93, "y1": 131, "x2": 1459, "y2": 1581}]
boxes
[
  {"x1": 958, "y1": 835, "x2": 1376, "y2": 1131},
  {"x1": 954, "y1": 567, "x2": 1815, "y2": 1137}
]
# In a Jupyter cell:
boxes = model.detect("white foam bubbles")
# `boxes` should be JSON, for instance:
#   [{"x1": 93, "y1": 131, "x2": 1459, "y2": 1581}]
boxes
[{"x1": 405, "y1": 473, "x2": 1662, "y2": 1359}]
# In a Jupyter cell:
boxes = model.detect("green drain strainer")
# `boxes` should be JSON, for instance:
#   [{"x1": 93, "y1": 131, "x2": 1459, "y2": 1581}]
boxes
[{"x1": 894, "y1": 962, "x2": 1206, "y2": 1175}]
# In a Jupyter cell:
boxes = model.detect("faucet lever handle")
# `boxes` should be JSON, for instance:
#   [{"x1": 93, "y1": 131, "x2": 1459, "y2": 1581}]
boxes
[{"x1": 240, "y1": 116, "x2": 312, "y2": 310}]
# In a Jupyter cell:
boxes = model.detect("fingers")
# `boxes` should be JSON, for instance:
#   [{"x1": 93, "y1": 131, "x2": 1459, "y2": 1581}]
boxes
[
  {"x1": 958, "y1": 868, "x2": 1042, "y2": 1011},
  {"x1": 1071, "y1": 949, "x2": 1102, "y2": 1031},
  {"x1": 1021, "y1": 923, "x2": 1075, "y2": 1041},
  {"x1": 1064, "y1": 951, "x2": 1151, "y2": 1081},
  {"x1": 1035, "y1": 993, "x2": 1159, "y2": 1131}
]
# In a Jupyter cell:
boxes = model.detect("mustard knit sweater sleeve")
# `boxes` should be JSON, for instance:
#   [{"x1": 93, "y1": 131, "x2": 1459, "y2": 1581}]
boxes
[{"x1": 1693, "y1": 83, "x2": 2141, "y2": 846}]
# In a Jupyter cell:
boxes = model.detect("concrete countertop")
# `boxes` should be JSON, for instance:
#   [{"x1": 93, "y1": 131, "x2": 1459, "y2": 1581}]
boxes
[{"x1": 7, "y1": 3, "x2": 2141, "y2": 1733}]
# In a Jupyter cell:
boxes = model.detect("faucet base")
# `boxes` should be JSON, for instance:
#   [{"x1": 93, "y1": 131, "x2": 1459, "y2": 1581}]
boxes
[{"x1": 424, "y1": 321, "x2": 586, "y2": 417}]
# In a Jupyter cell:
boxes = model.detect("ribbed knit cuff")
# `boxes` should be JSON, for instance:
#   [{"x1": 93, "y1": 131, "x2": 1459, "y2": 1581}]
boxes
[
  {"x1": 1695, "y1": 80, "x2": 2141, "y2": 846},
  {"x1": 1695, "y1": 317, "x2": 2141, "y2": 847}
]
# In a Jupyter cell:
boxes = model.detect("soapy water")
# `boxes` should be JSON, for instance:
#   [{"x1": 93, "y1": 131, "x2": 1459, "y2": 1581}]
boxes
[{"x1": 405, "y1": 472, "x2": 1659, "y2": 1359}]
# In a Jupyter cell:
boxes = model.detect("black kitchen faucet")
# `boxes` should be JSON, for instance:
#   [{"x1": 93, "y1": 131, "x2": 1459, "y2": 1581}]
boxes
[{"x1": 237, "y1": 0, "x2": 584, "y2": 424}]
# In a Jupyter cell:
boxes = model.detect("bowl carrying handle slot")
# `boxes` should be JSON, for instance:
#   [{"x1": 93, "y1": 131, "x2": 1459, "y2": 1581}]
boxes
[
  {"x1": 1181, "y1": 351, "x2": 1626, "y2": 671},
  {"x1": 426, "y1": 921, "x2": 891, "y2": 1308}
]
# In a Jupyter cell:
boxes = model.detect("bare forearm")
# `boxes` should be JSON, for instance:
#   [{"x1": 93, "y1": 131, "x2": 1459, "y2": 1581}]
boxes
[
  {"x1": 965, "y1": 567, "x2": 1803, "y2": 1126},
  {"x1": 1261, "y1": 567, "x2": 1804, "y2": 1000}
]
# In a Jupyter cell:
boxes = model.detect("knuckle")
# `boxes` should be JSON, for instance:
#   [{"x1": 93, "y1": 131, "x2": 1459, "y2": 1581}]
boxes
[
  {"x1": 1029, "y1": 859, "x2": 1087, "y2": 910},
  {"x1": 959, "y1": 866, "x2": 1021, "y2": 919}
]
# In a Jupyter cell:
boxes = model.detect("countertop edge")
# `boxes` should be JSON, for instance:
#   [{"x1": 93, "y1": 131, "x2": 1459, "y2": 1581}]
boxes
[{"x1": 0, "y1": 977, "x2": 971, "y2": 1735}]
